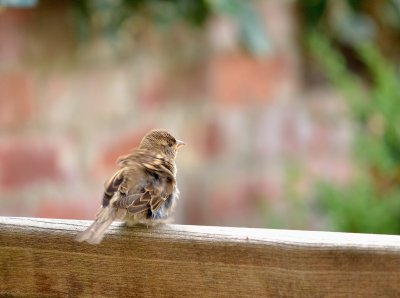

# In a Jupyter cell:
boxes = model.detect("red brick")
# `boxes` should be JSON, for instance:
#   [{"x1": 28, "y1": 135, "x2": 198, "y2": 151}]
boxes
[
  {"x1": 170, "y1": 67, "x2": 208, "y2": 102},
  {"x1": 0, "y1": 197, "x2": 29, "y2": 217},
  {"x1": 201, "y1": 120, "x2": 226, "y2": 158},
  {"x1": 0, "y1": 10, "x2": 32, "y2": 65},
  {"x1": 308, "y1": 157, "x2": 353, "y2": 184},
  {"x1": 0, "y1": 139, "x2": 63, "y2": 189},
  {"x1": 137, "y1": 74, "x2": 169, "y2": 109},
  {"x1": 208, "y1": 53, "x2": 287, "y2": 104},
  {"x1": 36, "y1": 199, "x2": 96, "y2": 220},
  {"x1": 0, "y1": 73, "x2": 34, "y2": 129},
  {"x1": 183, "y1": 195, "x2": 204, "y2": 225},
  {"x1": 307, "y1": 126, "x2": 330, "y2": 155},
  {"x1": 209, "y1": 178, "x2": 251, "y2": 218}
]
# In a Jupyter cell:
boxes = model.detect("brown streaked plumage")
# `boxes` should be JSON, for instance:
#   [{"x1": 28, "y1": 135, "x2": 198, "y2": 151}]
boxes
[{"x1": 76, "y1": 129, "x2": 185, "y2": 244}]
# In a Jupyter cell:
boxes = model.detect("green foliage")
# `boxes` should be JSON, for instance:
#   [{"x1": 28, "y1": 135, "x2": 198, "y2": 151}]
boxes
[
  {"x1": 310, "y1": 33, "x2": 400, "y2": 234},
  {"x1": 210, "y1": 0, "x2": 270, "y2": 56},
  {"x1": 299, "y1": 0, "x2": 400, "y2": 47},
  {"x1": 70, "y1": 0, "x2": 269, "y2": 56},
  {"x1": 318, "y1": 177, "x2": 400, "y2": 234}
]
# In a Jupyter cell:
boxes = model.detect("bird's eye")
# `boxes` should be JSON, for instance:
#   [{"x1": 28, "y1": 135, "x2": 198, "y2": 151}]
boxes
[{"x1": 168, "y1": 142, "x2": 174, "y2": 147}]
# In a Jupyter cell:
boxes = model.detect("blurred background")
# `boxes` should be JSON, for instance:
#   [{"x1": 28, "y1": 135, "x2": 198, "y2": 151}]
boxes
[{"x1": 1, "y1": 0, "x2": 400, "y2": 234}]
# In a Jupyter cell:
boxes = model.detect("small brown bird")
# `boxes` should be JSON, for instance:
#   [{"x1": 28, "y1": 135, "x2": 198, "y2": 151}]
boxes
[{"x1": 76, "y1": 129, "x2": 185, "y2": 244}]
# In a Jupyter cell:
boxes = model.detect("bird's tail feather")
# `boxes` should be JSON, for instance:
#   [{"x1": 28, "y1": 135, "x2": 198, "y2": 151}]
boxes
[{"x1": 76, "y1": 206, "x2": 117, "y2": 244}]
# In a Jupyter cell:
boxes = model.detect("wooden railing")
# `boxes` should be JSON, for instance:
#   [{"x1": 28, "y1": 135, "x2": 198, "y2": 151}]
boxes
[{"x1": 1, "y1": 216, "x2": 400, "y2": 297}]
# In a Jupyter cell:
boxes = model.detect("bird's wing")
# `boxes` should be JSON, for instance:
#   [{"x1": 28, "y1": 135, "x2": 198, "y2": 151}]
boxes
[
  {"x1": 102, "y1": 169, "x2": 124, "y2": 207},
  {"x1": 112, "y1": 174, "x2": 174, "y2": 215},
  {"x1": 105, "y1": 149, "x2": 176, "y2": 214},
  {"x1": 113, "y1": 188, "x2": 167, "y2": 215}
]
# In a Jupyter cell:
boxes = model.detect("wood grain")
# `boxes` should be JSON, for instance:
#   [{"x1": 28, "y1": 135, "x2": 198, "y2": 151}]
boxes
[{"x1": 1, "y1": 217, "x2": 400, "y2": 297}]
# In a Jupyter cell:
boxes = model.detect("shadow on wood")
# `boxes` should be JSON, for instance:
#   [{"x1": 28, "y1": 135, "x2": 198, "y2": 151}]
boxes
[{"x1": 1, "y1": 217, "x2": 400, "y2": 297}]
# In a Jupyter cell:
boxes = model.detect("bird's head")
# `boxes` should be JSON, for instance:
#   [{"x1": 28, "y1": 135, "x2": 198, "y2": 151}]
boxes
[{"x1": 139, "y1": 129, "x2": 185, "y2": 158}]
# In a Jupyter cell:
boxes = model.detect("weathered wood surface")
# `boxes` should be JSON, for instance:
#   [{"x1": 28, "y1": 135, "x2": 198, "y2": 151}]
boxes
[{"x1": 1, "y1": 217, "x2": 400, "y2": 297}]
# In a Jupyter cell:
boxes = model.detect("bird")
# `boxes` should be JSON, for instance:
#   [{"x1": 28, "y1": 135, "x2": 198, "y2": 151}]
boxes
[{"x1": 76, "y1": 129, "x2": 185, "y2": 244}]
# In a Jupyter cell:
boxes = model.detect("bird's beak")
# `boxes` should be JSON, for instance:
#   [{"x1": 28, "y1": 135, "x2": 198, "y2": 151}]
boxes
[{"x1": 175, "y1": 140, "x2": 185, "y2": 149}]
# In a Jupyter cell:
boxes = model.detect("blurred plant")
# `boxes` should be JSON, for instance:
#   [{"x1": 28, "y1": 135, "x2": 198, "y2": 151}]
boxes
[
  {"x1": 0, "y1": 0, "x2": 37, "y2": 7},
  {"x1": 298, "y1": 0, "x2": 400, "y2": 75},
  {"x1": 260, "y1": 160, "x2": 315, "y2": 231},
  {"x1": 309, "y1": 32, "x2": 400, "y2": 234},
  {"x1": 71, "y1": 0, "x2": 270, "y2": 56}
]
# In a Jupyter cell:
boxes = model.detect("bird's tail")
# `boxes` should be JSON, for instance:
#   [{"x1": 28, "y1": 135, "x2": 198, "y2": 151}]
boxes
[{"x1": 75, "y1": 206, "x2": 117, "y2": 244}]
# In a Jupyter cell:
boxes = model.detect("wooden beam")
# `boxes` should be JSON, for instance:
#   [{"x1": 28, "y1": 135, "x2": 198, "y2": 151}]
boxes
[{"x1": 1, "y1": 217, "x2": 400, "y2": 297}]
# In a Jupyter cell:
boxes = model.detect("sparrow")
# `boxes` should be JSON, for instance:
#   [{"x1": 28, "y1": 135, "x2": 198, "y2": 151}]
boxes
[{"x1": 76, "y1": 129, "x2": 185, "y2": 244}]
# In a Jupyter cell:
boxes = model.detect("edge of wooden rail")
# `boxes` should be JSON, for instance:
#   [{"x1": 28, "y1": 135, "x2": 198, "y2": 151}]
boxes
[
  {"x1": 2, "y1": 216, "x2": 400, "y2": 249},
  {"x1": 1, "y1": 216, "x2": 400, "y2": 297}
]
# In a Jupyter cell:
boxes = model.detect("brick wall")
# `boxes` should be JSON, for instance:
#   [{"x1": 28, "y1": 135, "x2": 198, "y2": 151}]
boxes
[{"x1": 0, "y1": 1, "x2": 352, "y2": 229}]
